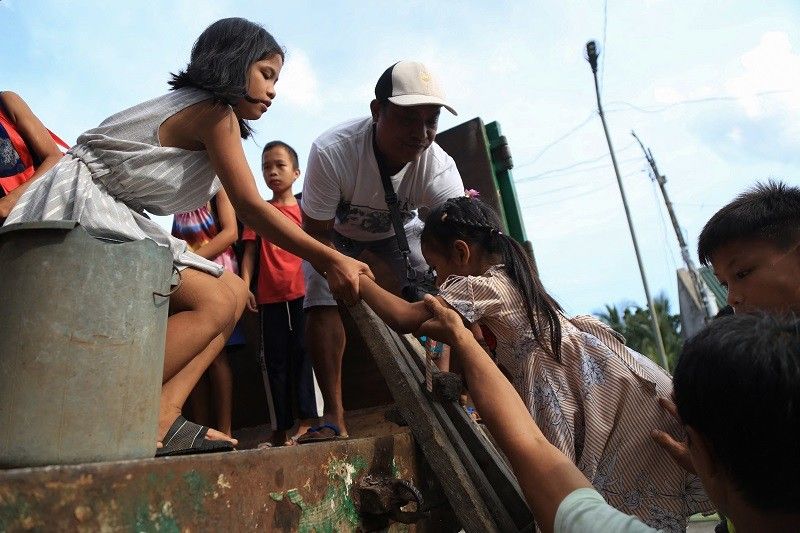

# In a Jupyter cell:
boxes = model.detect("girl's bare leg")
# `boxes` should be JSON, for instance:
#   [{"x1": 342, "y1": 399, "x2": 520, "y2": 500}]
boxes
[
  {"x1": 159, "y1": 270, "x2": 246, "y2": 442},
  {"x1": 187, "y1": 372, "x2": 213, "y2": 428},
  {"x1": 209, "y1": 349, "x2": 233, "y2": 437}
]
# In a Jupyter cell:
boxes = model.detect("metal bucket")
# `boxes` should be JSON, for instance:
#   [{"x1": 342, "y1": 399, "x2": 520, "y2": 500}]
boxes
[{"x1": 0, "y1": 221, "x2": 173, "y2": 467}]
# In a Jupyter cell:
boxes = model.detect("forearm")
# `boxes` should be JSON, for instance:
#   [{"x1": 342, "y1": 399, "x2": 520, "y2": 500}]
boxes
[
  {"x1": 237, "y1": 199, "x2": 335, "y2": 272},
  {"x1": 304, "y1": 224, "x2": 335, "y2": 249},
  {"x1": 360, "y1": 275, "x2": 430, "y2": 333},
  {"x1": 450, "y1": 332, "x2": 591, "y2": 533},
  {"x1": 193, "y1": 227, "x2": 237, "y2": 260},
  {"x1": 240, "y1": 242, "x2": 256, "y2": 286}
]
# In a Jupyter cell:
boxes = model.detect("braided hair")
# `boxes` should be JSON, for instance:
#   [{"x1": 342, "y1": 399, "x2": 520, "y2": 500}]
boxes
[{"x1": 421, "y1": 197, "x2": 563, "y2": 361}]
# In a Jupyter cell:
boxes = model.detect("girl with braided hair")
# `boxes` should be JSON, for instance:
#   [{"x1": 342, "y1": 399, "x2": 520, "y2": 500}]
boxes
[{"x1": 358, "y1": 196, "x2": 710, "y2": 531}]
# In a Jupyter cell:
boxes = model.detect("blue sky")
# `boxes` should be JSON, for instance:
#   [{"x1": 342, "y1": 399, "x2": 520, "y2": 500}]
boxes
[{"x1": 3, "y1": 0, "x2": 798, "y2": 315}]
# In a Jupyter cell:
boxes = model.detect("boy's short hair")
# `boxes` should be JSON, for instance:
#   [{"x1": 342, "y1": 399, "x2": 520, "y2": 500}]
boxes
[
  {"x1": 673, "y1": 312, "x2": 800, "y2": 512},
  {"x1": 697, "y1": 180, "x2": 800, "y2": 265},
  {"x1": 262, "y1": 140, "x2": 300, "y2": 170}
]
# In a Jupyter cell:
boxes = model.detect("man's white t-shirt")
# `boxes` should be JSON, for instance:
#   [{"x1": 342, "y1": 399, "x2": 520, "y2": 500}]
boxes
[{"x1": 301, "y1": 117, "x2": 464, "y2": 242}]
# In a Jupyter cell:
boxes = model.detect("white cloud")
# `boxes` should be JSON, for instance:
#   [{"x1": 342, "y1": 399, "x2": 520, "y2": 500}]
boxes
[
  {"x1": 726, "y1": 126, "x2": 744, "y2": 145},
  {"x1": 726, "y1": 31, "x2": 800, "y2": 118},
  {"x1": 278, "y1": 48, "x2": 322, "y2": 111}
]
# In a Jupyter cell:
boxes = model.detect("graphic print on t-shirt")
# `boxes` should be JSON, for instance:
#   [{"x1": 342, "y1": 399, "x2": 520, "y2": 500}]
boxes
[{"x1": 335, "y1": 199, "x2": 414, "y2": 234}]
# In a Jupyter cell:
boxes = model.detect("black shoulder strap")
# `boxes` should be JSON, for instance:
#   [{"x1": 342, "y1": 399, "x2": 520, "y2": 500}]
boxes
[{"x1": 372, "y1": 128, "x2": 414, "y2": 278}]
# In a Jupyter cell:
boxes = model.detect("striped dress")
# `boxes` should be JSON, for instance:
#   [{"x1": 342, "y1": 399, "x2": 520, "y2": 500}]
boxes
[
  {"x1": 439, "y1": 265, "x2": 711, "y2": 532},
  {"x1": 4, "y1": 88, "x2": 224, "y2": 276}
]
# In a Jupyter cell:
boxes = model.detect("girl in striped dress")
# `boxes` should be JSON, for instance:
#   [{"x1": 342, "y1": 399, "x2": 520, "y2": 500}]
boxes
[
  {"x1": 4, "y1": 18, "x2": 371, "y2": 456},
  {"x1": 358, "y1": 196, "x2": 711, "y2": 531}
]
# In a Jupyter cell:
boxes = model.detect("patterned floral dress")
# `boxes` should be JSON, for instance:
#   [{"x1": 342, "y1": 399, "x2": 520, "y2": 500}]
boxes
[
  {"x1": 171, "y1": 200, "x2": 244, "y2": 346},
  {"x1": 439, "y1": 265, "x2": 711, "y2": 532}
]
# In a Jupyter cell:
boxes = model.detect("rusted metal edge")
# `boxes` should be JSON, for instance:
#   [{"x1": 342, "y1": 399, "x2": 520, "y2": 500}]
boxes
[{"x1": 0, "y1": 431, "x2": 426, "y2": 532}]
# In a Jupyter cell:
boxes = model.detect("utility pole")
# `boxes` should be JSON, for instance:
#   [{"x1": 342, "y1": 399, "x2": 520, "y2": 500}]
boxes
[
  {"x1": 585, "y1": 41, "x2": 670, "y2": 370},
  {"x1": 631, "y1": 132, "x2": 718, "y2": 319}
]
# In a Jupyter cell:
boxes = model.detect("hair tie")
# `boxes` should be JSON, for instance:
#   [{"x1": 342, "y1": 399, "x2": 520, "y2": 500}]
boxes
[
  {"x1": 441, "y1": 212, "x2": 448, "y2": 222},
  {"x1": 465, "y1": 188, "x2": 480, "y2": 199}
]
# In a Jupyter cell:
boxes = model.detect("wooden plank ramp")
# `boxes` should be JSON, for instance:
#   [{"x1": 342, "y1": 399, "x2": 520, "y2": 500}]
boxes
[{"x1": 347, "y1": 302, "x2": 535, "y2": 533}]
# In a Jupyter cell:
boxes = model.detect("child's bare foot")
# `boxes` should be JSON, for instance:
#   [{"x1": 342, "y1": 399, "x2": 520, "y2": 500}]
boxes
[{"x1": 206, "y1": 426, "x2": 237, "y2": 445}]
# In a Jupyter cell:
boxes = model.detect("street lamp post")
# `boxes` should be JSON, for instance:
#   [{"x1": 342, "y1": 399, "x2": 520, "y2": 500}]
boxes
[{"x1": 585, "y1": 40, "x2": 670, "y2": 370}]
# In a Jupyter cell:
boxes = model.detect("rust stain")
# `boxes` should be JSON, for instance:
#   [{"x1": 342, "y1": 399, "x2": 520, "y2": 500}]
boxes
[{"x1": 44, "y1": 473, "x2": 94, "y2": 490}]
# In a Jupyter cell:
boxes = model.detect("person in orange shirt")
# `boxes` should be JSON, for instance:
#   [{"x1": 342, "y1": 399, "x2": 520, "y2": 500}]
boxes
[
  {"x1": 241, "y1": 141, "x2": 319, "y2": 447},
  {"x1": 0, "y1": 91, "x2": 66, "y2": 221}
]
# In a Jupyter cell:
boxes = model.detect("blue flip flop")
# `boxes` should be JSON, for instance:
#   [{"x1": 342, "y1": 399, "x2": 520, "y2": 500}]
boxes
[{"x1": 295, "y1": 422, "x2": 347, "y2": 444}]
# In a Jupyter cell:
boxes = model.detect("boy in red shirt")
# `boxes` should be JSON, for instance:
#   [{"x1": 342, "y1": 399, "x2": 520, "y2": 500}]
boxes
[{"x1": 241, "y1": 141, "x2": 319, "y2": 447}]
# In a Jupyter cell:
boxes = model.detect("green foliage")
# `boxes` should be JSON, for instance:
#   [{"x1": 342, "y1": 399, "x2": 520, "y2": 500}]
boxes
[{"x1": 595, "y1": 293, "x2": 682, "y2": 370}]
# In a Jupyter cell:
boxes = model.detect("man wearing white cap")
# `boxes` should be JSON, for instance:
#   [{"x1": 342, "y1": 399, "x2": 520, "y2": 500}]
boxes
[{"x1": 297, "y1": 61, "x2": 464, "y2": 443}]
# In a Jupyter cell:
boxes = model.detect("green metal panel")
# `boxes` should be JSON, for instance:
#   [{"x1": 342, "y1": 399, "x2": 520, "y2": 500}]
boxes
[
  {"x1": 485, "y1": 122, "x2": 527, "y2": 243},
  {"x1": 435, "y1": 118, "x2": 510, "y2": 232}
]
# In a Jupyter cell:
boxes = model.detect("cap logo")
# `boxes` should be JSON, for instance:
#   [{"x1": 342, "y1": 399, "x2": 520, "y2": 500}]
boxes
[{"x1": 420, "y1": 70, "x2": 432, "y2": 85}]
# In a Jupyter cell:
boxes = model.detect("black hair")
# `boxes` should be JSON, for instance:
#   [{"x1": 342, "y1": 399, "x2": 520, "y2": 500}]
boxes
[
  {"x1": 262, "y1": 140, "x2": 299, "y2": 170},
  {"x1": 698, "y1": 180, "x2": 800, "y2": 265},
  {"x1": 673, "y1": 312, "x2": 800, "y2": 512},
  {"x1": 169, "y1": 17, "x2": 284, "y2": 140},
  {"x1": 422, "y1": 197, "x2": 563, "y2": 360}
]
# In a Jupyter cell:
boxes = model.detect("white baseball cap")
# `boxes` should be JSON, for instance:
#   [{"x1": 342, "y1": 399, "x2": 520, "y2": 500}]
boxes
[{"x1": 374, "y1": 61, "x2": 457, "y2": 115}]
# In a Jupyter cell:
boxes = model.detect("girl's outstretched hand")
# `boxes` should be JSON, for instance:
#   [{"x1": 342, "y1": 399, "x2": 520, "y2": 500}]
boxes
[
  {"x1": 323, "y1": 252, "x2": 373, "y2": 306},
  {"x1": 415, "y1": 294, "x2": 466, "y2": 346}
]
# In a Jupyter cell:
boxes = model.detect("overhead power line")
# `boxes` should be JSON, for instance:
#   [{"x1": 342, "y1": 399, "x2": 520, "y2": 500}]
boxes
[
  {"x1": 515, "y1": 112, "x2": 597, "y2": 170},
  {"x1": 520, "y1": 169, "x2": 644, "y2": 209},
  {"x1": 605, "y1": 89, "x2": 791, "y2": 114},
  {"x1": 514, "y1": 89, "x2": 790, "y2": 180},
  {"x1": 514, "y1": 143, "x2": 638, "y2": 183}
]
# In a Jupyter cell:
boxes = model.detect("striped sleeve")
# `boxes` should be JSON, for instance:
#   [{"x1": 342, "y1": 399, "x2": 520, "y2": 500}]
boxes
[{"x1": 438, "y1": 273, "x2": 504, "y2": 324}]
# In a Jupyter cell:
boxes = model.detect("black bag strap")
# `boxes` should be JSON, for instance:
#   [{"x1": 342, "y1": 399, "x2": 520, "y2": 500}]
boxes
[{"x1": 373, "y1": 128, "x2": 415, "y2": 279}]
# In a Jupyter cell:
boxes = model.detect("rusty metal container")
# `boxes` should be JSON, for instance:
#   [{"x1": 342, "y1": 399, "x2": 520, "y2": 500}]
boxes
[{"x1": 0, "y1": 221, "x2": 173, "y2": 467}]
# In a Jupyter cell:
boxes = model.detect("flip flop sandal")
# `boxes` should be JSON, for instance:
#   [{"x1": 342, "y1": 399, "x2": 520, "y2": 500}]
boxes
[
  {"x1": 155, "y1": 416, "x2": 235, "y2": 457},
  {"x1": 295, "y1": 422, "x2": 347, "y2": 444}
]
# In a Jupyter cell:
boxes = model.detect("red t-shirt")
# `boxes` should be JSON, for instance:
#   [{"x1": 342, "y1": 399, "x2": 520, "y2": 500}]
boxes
[{"x1": 242, "y1": 202, "x2": 305, "y2": 304}]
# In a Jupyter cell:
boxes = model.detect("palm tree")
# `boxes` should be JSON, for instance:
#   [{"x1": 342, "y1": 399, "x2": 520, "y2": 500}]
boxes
[{"x1": 596, "y1": 294, "x2": 682, "y2": 370}]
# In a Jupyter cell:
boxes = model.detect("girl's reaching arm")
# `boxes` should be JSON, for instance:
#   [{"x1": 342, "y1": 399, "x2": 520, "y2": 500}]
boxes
[
  {"x1": 192, "y1": 188, "x2": 238, "y2": 260},
  {"x1": 359, "y1": 274, "x2": 433, "y2": 334},
  {"x1": 194, "y1": 104, "x2": 372, "y2": 304}
]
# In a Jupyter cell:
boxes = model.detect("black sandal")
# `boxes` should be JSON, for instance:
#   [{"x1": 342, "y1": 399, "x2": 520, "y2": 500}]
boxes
[{"x1": 155, "y1": 416, "x2": 234, "y2": 457}]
